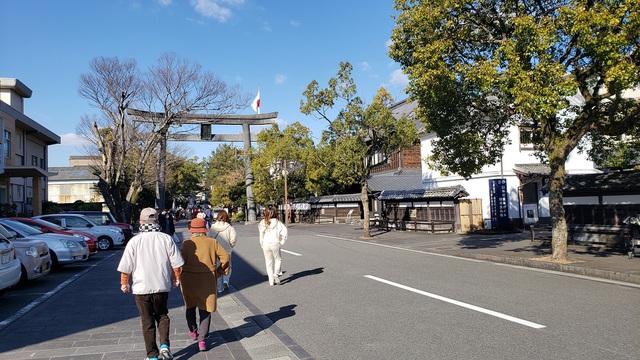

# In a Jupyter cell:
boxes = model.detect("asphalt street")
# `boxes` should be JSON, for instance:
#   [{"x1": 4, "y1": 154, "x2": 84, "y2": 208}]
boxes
[{"x1": 0, "y1": 220, "x2": 638, "y2": 359}]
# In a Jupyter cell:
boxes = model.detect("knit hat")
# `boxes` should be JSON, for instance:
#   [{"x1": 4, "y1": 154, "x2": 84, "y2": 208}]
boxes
[{"x1": 189, "y1": 218, "x2": 208, "y2": 233}]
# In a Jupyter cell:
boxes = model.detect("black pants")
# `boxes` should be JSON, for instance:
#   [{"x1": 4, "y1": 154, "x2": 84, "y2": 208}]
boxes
[
  {"x1": 134, "y1": 292, "x2": 170, "y2": 358},
  {"x1": 186, "y1": 307, "x2": 211, "y2": 342}
]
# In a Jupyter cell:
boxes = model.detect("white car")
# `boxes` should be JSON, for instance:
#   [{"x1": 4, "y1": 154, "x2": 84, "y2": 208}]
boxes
[
  {"x1": 33, "y1": 214, "x2": 125, "y2": 251},
  {"x1": 0, "y1": 219, "x2": 88, "y2": 268},
  {"x1": 0, "y1": 223, "x2": 51, "y2": 284},
  {"x1": 0, "y1": 236, "x2": 21, "y2": 295}
]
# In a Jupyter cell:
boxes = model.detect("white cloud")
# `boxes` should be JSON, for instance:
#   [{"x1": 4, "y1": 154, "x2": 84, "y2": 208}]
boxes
[
  {"x1": 389, "y1": 69, "x2": 409, "y2": 87},
  {"x1": 60, "y1": 133, "x2": 92, "y2": 146},
  {"x1": 274, "y1": 74, "x2": 287, "y2": 84},
  {"x1": 360, "y1": 61, "x2": 371, "y2": 71},
  {"x1": 290, "y1": 20, "x2": 300, "y2": 27},
  {"x1": 190, "y1": 0, "x2": 245, "y2": 22},
  {"x1": 157, "y1": 0, "x2": 172, "y2": 6}
]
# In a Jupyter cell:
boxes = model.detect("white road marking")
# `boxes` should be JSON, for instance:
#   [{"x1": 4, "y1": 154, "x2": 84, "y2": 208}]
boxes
[
  {"x1": 365, "y1": 275, "x2": 546, "y2": 329},
  {"x1": 282, "y1": 249, "x2": 302, "y2": 256}
]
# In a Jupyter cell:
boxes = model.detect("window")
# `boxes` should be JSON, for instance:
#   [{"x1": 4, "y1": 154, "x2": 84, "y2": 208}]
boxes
[
  {"x1": 31, "y1": 155, "x2": 38, "y2": 166},
  {"x1": 3, "y1": 131, "x2": 10, "y2": 159},
  {"x1": 519, "y1": 127, "x2": 536, "y2": 151},
  {"x1": 39, "y1": 157, "x2": 44, "y2": 169}
]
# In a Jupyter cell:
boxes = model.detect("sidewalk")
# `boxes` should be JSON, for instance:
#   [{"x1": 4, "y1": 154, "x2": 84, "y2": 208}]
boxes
[{"x1": 0, "y1": 221, "x2": 638, "y2": 360}]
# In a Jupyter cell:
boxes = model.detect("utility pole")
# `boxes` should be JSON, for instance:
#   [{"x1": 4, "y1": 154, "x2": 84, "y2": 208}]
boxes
[{"x1": 283, "y1": 159, "x2": 289, "y2": 226}]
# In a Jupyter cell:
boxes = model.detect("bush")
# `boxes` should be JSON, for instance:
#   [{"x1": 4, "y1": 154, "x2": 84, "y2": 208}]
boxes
[
  {"x1": 42, "y1": 201, "x2": 62, "y2": 214},
  {"x1": 231, "y1": 212, "x2": 245, "y2": 222},
  {"x1": 0, "y1": 203, "x2": 17, "y2": 217}
]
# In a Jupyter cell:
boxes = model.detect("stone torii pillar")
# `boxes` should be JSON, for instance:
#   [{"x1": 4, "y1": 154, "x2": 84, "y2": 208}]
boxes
[{"x1": 127, "y1": 109, "x2": 277, "y2": 222}]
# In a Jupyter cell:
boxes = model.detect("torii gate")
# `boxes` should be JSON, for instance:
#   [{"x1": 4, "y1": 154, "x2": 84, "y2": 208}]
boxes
[{"x1": 127, "y1": 108, "x2": 278, "y2": 222}]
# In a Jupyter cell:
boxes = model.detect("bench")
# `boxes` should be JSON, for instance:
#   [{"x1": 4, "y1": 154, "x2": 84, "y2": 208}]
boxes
[
  {"x1": 568, "y1": 225, "x2": 626, "y2": 249},
  {"x1": 376, "y1": 219, "x2": 455, "y2": 233}
]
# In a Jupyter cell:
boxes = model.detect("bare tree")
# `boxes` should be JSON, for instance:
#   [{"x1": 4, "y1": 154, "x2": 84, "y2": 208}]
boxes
[
  {"x1": 137, "y1": 52, "x2": 247, "y2": 209},
  {"x1": 77, "y1": 56, "x2": 144, "y2": 223}
]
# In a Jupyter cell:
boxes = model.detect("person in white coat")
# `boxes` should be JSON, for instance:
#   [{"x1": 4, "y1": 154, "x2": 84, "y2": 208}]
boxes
[
  {"x1": 207, "y1": 210, "x2": 237, "y2": 293},
  {"x1": 258, "y1": 207, "x2": 287, "y2": 286}
]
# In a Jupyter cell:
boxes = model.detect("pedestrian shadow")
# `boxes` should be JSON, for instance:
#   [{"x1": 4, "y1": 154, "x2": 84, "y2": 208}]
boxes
[
  {"x1": 280, "y1": 267, "x2": 323, "y2": 284},
  {"x1": 170, "y1": 305, "x2": 298, "y2": 359}
]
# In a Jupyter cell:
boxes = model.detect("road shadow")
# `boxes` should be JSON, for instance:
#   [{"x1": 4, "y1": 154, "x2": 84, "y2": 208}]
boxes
[{"x1": 280, "y1": 267, "x2": 324, "y2": 284}]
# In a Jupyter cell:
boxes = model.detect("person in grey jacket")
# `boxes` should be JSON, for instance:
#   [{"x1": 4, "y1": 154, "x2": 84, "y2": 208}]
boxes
[
  {"x1": 118, "y1": 207, "x2": 184, "y2": 360},
  {"x1": 208, "y1": 210, "x2": 237, "y2": 293},
  {"x1": 258, "y1": 207, "x2": 287, "y2": 286}
]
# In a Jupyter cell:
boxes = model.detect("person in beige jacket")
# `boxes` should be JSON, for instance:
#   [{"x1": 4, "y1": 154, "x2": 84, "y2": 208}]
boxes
[
  {"x1": 258, "y1": 207, "x2": 287, "y2": 286},
  {"x1": 180, "y1": 217, "x2": 230, "y2": 352},
  {"x1": 208, "y1": 210, "x2": 237, "y2": 293}
]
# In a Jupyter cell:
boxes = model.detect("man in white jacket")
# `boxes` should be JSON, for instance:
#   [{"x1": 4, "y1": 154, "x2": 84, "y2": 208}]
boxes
[{"x1": 118, "y1": 208, "x2": 184, "y2": 360}]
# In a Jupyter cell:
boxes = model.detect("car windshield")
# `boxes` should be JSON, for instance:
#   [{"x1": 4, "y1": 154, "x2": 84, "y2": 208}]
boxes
[
  {"x1": 31, "y1": 218, "x2": 66, "y2": 231},
  {"x1": 0, "y1": 219, "x2": 43, "y2": 236},
  {"x1": 0, "y1": 223, "x2": 15, "y2": 240}
]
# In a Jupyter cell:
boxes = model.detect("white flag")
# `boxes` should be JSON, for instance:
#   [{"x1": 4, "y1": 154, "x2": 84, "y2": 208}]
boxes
[{"x1": 251, "y1": 90, "x2": 261, "y2": 114}]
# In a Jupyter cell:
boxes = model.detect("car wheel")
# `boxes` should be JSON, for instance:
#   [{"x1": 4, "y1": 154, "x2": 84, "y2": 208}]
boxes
[
  {"x1": 19, "y1": 265, "x2": 29, "y2": 286},
  {"x1": 97, "y1": 237, "x2": 113, "y2": 250},
  {"x1": 50, "y1": 251, "x2": 59, "y2": 269}
]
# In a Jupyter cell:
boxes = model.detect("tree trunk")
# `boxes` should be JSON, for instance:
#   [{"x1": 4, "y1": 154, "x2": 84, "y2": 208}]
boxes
[
  {"x1": 156, "y1": 133, "x2": 167, "y2": 210},
  {"x1": 549, "y1": 156, "x2": 568, "y2": 260},
  {"x1": 362, "y1": 181, "x2": 371, "y2": 238}
]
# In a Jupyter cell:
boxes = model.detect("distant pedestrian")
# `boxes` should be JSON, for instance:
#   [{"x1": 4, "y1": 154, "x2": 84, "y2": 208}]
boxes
[
  {"x1": 158, "y1": 209, "x2": 175, "y2": 236},
  {"x1": 180, "y1": 217, "x2": 230, "y2": 352},
  {"x1": 258, "y1": 207, "x2": 287, "y2": 286},
  {"x1": 208, "y1": 210, "x2": 237, "y2": 293},
  {"x1": 117, "y1": 207, "x2": 184, "y2": 360}
]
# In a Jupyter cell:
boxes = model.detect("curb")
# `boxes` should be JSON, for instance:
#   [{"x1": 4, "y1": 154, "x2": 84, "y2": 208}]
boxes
[{"x1": 445, "y1": 251, "x2": 640, "y2": 285}]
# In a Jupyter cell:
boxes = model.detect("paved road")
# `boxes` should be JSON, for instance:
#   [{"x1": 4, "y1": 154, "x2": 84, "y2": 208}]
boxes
[{"x1": 0, "y1": 221, "x2": 638, "y2": 359}]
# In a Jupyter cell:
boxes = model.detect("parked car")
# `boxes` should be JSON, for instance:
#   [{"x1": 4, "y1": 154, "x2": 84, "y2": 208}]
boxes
[
  {"x1": 0, "y1": 219, "x2": 89, "y2": 268},
  {"x1": 33, "y1": 214, "x2": 125, "y2": 251},
  {"x1": 66, "y1": 211, "x2": 134, "y2": 241},
  {"x1": 0, "y1": 224, "x2": 51, "y2": 284},
  {"x1": 8, "y1": 217, "x2": 98, "y2": 256},
  {"x1": 0, "y1": 236, "x2": 21, "y2": 295}
]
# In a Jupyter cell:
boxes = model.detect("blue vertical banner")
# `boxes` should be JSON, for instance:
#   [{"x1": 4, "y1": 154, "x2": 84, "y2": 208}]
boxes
[{"x1": 489, "y1": 178, "x2": 509, "y2": 230}]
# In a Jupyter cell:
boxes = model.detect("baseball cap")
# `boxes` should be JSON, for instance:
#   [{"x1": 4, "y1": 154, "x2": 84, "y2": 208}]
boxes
[{"x1": 139, "y1": 207, "x2": 158, "y2": 221}]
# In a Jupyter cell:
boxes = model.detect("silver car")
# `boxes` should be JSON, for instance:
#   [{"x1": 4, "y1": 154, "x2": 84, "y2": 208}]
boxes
[
  {"x1": 0, "y1": 224, "x2": 51, "y2": 284},
  {"x1": 33, "y1": 214, "x2": 125, "y2": 250},
  {"x1": 0, "y1": 219, "x2": 88, "y2": 268},
  {"x1": 0, "y1": 236, "x2": 21, "y2": 294}
]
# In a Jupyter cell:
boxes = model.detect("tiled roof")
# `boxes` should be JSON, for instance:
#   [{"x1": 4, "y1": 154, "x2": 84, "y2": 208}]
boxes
[
  {"x1": 390, "y1": 99, "x2": 424, "y2": 132},
  {"x1": 563, "y1": 170, "x2": 640, "y2": 194},
  {"x1": 367, "y1": 168, "x2": 423, "y2": 192},
  {"x1": 308, "y1": 193, "x2": 362, "y2": 204},
  {"x1": 513, "y1": 163, "x2": 550, "y2": 176},
  {"x1": 379, "y1": 185, "x2": 469, "y2": 201},
  {"x1": 48, "y1": 167, "x2": 98, "y2": 181}
]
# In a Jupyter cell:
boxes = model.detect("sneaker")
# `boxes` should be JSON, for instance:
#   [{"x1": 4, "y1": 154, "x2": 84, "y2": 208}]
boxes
[
  {"x1": 159, "y1": 344, "x2": 173, "y2": 360},
  {"x1": 189, "y1": 330, "x2": 197, "y2": 340},
  {"x1": 145, "y1": 358, "x2": 158, "y2": 360},
  {"x1": 223, "y1": 281, "x2": 229, "y2": 290},
  {"x1": 198, "y1": 339, "x2": 207, "y2": 351},
  {"x1": 273, "y1": 275, "x2": 281, "y2": 285}
]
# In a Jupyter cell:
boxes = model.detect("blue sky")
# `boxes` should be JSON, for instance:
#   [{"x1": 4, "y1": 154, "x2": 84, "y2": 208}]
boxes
[{"x1": 1, "y1": 0, "x2": 409, "y2": 167}]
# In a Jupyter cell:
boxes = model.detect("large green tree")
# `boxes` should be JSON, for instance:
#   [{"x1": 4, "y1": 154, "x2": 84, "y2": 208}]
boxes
[
  {"x1": 203, "y1": 144, "x2": 246, "y2": 212},
  {"x1": 166, "y1": 156, "x2": 205, "y2": 209},
  {"x1": 389, "y1": 0, "x2": 640, "y2": 260},
  {"x1": 301, "y1": 62, "x2": 419, "y2": 238},
  {"x1": 250, "y1": 122, "x2": 315, "y2": 212}
]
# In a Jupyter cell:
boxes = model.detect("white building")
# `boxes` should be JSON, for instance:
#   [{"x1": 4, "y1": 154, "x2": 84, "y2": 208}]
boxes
[{"x1": 0, "y1": 78, "x2": 60, "y2": 216}]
